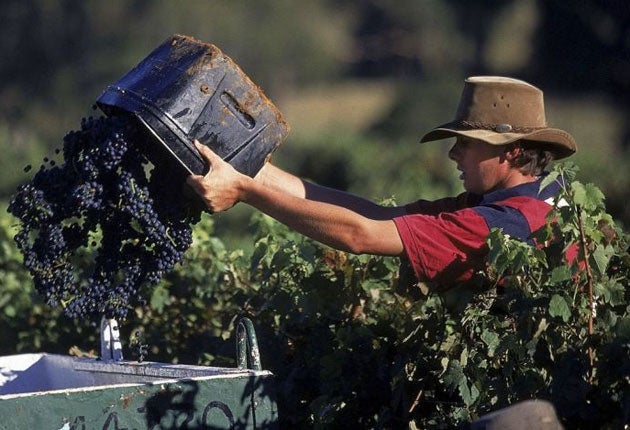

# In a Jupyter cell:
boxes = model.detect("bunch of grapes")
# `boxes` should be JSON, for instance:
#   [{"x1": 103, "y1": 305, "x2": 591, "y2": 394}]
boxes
[{"x1": 8, "y1": 114, "x2": 203, "y2": 320}]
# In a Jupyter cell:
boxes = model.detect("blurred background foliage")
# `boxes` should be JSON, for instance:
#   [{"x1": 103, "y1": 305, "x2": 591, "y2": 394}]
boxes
[{"x1": 1, "y1": 0, "x2": 628, "y2": 240}]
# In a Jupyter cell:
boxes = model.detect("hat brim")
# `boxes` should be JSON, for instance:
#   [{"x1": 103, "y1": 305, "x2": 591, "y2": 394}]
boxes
[{"x1": 420, "y1": 125, "x2": 576, "y2": 159}]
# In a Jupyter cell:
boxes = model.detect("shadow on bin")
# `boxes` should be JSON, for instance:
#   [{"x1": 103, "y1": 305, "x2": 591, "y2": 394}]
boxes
[
  {"x1": 97, "y1": 34, "x2": 289, "y2": 177},
  {"x1": 141, "y1": 377, "x2": 277, "y2": 429},
  {"x1": 140, "y1": 317, "x2": 277, "y2": 429}
]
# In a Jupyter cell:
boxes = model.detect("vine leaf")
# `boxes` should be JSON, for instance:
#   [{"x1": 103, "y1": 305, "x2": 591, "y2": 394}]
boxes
[
  {"x1": 571, "y1": 181, "x2": 605, "y2": 212},
  {"x1": 539, "y1": 171, "x2": 560, "y2": 192},
  {"x1": 443, "y1": 360, "x2": 464, "y2": 391},
  {"x1": 459, "y1": 379, "x2": 480, "y2": 407},
  {"x1": 590, "y1": 245, "x2": 613, "y2": 276},
  {"x1": 480, "y1": 330, "x2": 500, "y2": 357},
  {"x1": 549, "y1": 294, "x2": 571, "y2": 322},
  {"x1": 550, "y1": 266, "x2": 572, "y2": 283}
]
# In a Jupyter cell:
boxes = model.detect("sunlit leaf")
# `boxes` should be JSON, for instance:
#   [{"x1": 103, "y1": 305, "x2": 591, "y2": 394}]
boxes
[
  {"x1": 571, "y1": 181, "x2": 605, "y2": 212},
  {"x1": 459, "y1": 379, "x2": 479, "y2": 407},
  {"x1": 481, "y1": 330, "x2": 500, "y2": 357},
  {"x1": 539, "y1": 171, "x2": 559, "y2": 193}
]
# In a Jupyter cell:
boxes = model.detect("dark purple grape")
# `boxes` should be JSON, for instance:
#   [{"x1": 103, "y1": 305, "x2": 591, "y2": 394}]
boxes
[{"x1": 7, "y1": 114, "x2": 202, "y2": 320}]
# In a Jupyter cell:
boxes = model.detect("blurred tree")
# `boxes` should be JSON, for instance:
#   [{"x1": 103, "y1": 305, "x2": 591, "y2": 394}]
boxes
[
  {"x1": 349, "y1": 0, "x2": 424, "y2": 78},
  {"x1": 445, "y1": 0, "x2": 516, "y2": 76},
  {"x1": 0, "y1": 0, "x2": 157, "y2": 137},
  {"x1": 0, "y1": 1, "x2": 352, "y2": 136},
  {"x1": 132, "y1": 0, "x2": 354, "y2": 92},
  {"x1": 533, "y1": 0, "x2": 630, "y2": 148},
  {"x1": 346, "y1": 0, "x2": 468, "y2": 79}
]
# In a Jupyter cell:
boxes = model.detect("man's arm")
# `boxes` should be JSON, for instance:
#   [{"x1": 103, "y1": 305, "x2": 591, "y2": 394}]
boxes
[
  {"x1": 256, "y1": 162, "x2": 408, "y2": 220},
  {"x1": 186, "y1": 142, "x2": 405, "y2": 256}
]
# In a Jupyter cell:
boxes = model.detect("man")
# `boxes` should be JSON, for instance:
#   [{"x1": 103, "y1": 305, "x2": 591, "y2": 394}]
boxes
[{"x1": 186, "y1": 76, "x2": 576, "y2": 286}]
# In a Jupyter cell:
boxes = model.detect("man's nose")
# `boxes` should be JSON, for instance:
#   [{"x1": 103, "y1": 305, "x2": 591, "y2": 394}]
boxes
[{"x1": 448, "y1": 143, "x2": 459, "y2": 161}]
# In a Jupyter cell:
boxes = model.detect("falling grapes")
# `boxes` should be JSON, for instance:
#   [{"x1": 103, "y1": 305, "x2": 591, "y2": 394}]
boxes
[{"x1": 8, "y1": 114, "x2": 203, "y2": 320}]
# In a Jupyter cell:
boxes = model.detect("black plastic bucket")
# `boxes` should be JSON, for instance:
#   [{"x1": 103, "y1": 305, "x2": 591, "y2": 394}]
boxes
[{"x1": 96, "y1": 34, "x2": 289, "y2": 177}]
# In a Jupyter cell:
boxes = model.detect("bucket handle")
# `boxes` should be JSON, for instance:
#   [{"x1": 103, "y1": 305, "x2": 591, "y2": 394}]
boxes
[{"x1": 236, "y1": 317, "x2": 262, "y2": 371}]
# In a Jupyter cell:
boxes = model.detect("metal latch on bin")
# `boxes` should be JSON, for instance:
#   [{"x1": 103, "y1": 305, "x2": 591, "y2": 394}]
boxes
[
  {"x1": 100, "y1": 317, "x2": 123, "y2": 361},
  {"x1": 236, "y1": 317, "x2": 262, "y2": 371}
]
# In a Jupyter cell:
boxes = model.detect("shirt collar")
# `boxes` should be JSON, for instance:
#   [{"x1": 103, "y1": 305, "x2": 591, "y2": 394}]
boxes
[{"x1": 479, "y1": 172, "x2": 562, "y2": 205}]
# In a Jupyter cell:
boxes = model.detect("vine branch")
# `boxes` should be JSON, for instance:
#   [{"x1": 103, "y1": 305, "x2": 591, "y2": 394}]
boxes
[{"x1": 576, "y1": 205, "x2": 596, "y2": 381}]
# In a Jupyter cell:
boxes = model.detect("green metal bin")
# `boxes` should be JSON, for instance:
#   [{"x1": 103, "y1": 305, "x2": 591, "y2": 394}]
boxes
[{"x1": 0, "y1": 318, "x2": 277, "y2": 429}]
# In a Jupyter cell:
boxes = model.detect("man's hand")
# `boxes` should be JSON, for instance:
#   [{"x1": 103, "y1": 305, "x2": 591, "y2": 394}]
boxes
[{"x1": 185, "y1": 140, "x2": 248, "y2": 213}]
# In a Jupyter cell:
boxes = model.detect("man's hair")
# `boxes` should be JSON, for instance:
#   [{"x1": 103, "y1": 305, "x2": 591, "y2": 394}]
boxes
[{"x1": 506, "y1": 140, "x2": 554, "y2": 176}]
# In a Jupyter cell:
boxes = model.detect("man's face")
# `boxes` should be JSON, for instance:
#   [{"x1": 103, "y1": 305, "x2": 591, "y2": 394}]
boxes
[{"x1": 448, "y1": 137, "x2": 510, "y2": 194}]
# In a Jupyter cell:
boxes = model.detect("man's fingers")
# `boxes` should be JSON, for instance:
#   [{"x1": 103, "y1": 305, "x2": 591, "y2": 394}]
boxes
[
  {"x1": 186, "y1": 141, "x2": 241, "y2": 215},
  {"x1": 194, "y1": 140, "x2": 221, "y2": 164}
]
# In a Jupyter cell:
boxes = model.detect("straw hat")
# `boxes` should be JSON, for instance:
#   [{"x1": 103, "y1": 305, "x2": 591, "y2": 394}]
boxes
[{"x1": 420, "y1": 76, "x2": 576, "y2": 159}]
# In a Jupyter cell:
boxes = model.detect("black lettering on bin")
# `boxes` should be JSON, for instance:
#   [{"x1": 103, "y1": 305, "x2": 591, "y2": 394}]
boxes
[
  {"x1": 70, "y1": 416, "x2": 86, "y2": 430},
  {"x1": 102, "y1": 411, "x2": 125, "y2": 430},
  {"x1": 220, "y1": 92, "x2": 255, "y2": 129},
  {"x1": 181, "y1": 409, "x2": 195, "y2": 428},
  {"x1": 201, "y1": 401, "x2": 235, "y2": 429}
]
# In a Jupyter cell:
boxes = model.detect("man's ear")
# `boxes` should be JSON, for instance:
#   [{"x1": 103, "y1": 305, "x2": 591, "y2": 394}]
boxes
[{"x1": 502, "y1": 145, "x2": 521, "y2": 163}]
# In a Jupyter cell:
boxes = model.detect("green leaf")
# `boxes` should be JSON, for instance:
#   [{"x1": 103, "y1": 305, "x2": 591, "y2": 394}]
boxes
[
  {"x1": 443, "y1": 360, "x2": 464, "y2": 391},
  {"x1": 460, "y1": 347, "x2": 469, "y2": 367},
  {"x1": 250, "y1": 237, "x2": 270, "y2": 272},
  {"x1": 548, "y1": 294, "x2": 571, "y2": 322},
  {"x1": 549, "y1": 266, "x2": 572, "y2": 283},
  {"x1": 556, "y1": 161, "x2": 579, "y2": 182},
  {"x1": 512, "y1": 247, "x2": 532, "y2": 271},
  {"x1": 4, "y1": 304, "x2": 16, "y2": 317},
  {"x1": 149, "y1": 284, "x2": 170, "y2": 313},
  {"x1": 539, "y1": 171, "x2": 559, "y2": 194},
  {"x1": 571, "y1": 181, "x2": 605, "y2": 212},
  {"x1": 480, "y1": 330, "x2": 500, "y2": 357},
  {"x1": 271, "y1": 247, "x2": 293, "y2": 268},
  {"x1": 590, "y1": 245, "x2": 613, "y2": 276},
  {"x1": 459, "y1": 379, "x2": 480, "y2": 407},
  {"x1": 486, "y1": 228, "x2": 512, "y2": 276},
  {"x1": 360, "y1": 278, "x2": 385, "y2": 292}
]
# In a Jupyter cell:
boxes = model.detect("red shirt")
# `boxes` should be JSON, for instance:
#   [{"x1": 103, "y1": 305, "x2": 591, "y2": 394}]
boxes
[{"x1": 393, "y1": 178, "x2": 560, "y2": 284}]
